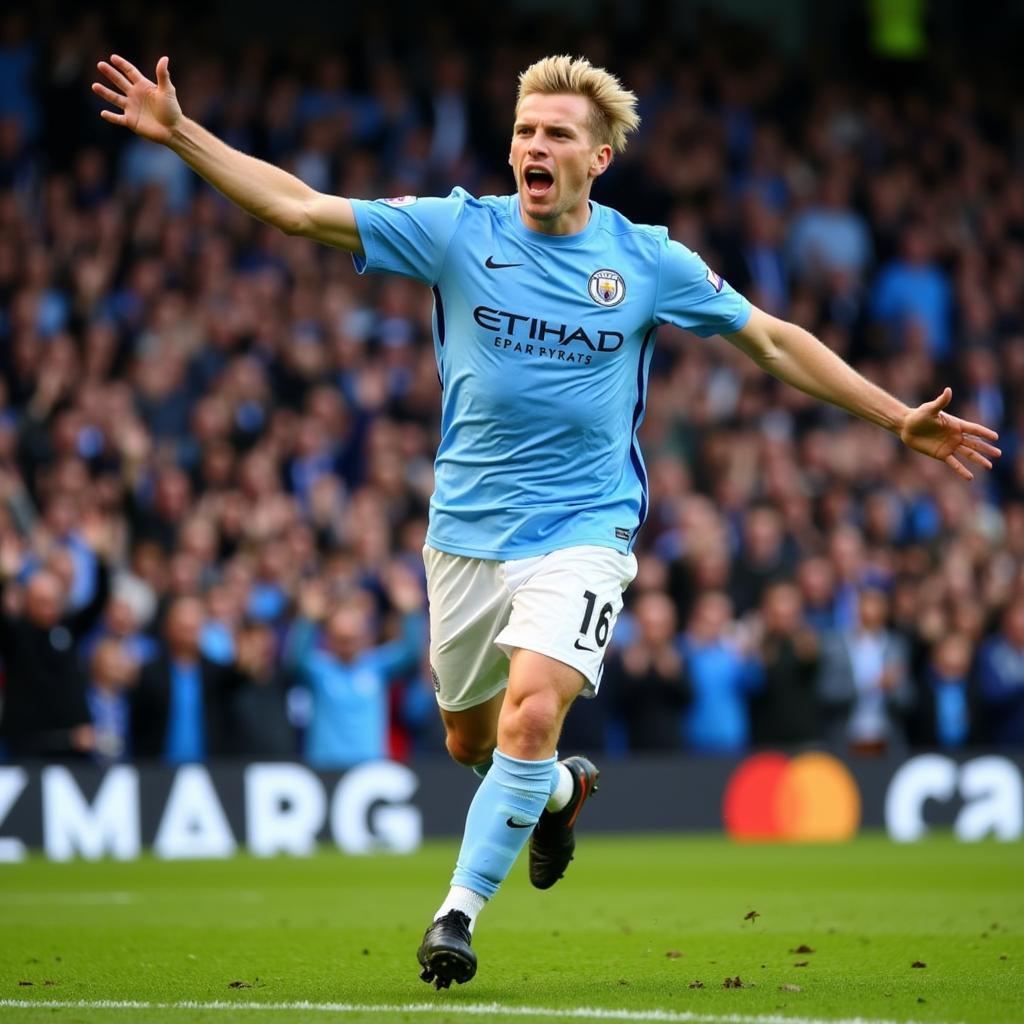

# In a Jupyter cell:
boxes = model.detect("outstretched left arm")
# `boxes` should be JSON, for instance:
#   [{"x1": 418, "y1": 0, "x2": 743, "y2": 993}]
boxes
[{"x1": 724, "y1": 307, "x2": 1001, "y2": 481}]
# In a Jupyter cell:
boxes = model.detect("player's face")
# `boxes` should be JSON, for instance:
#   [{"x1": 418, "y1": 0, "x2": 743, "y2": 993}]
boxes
[{"x1": 509, "y1": 93, "x2": 612, "y2": 235}]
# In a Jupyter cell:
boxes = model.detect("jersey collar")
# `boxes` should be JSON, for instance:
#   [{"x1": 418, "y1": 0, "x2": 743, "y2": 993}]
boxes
[{"x1": 510, "y1": 197, "x2": 602, "y2": 247}]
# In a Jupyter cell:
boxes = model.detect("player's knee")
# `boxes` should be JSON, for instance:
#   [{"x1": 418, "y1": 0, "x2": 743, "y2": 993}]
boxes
[
  {"x1": 499, "y1": 690, "x2": 561, "y2": 756},
  {"x1": 445, "y1": 730, "x2": 495, "y2": 767}
]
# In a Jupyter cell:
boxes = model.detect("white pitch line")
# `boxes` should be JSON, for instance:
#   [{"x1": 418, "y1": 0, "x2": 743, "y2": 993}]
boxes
[
  {"x1": 0, "y1": 891, "x2": 136, "y2": 905},
  {"x1": 0, "y1": 999, "x2": 958, "y2": 1024}
]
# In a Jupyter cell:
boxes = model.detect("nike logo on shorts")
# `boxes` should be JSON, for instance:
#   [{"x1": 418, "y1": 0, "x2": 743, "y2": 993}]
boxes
[
  {"x1": 574, "y1": 638, "x2": 595, "y2": 652},
  {"x1": 506, "y1": 816, "x2": 534, "y2": 829},
  {"x1": 485, "y1": 256, "x2": 523, "y2": 269}
]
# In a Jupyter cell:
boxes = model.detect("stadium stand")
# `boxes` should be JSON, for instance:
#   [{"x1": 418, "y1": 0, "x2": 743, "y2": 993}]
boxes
[{"x1": 1, "y1": 3, "x2": 1023, "y2": 762}]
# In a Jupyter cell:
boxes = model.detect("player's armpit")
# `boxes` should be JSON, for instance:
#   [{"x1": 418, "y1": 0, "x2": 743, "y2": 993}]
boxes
[{"x1": 292, "y1": 193, "x2": 364, "y2": 254}]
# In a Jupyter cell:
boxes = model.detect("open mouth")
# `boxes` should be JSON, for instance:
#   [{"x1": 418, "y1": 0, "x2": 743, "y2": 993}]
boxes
[{"x1": 525, "y1": 168, "x2": 554, "y2": 197}]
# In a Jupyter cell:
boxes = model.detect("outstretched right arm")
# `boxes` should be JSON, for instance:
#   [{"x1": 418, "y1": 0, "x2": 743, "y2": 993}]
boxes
[{"x1": 93, "y1": 54, "x2": 362, "y2": 253}]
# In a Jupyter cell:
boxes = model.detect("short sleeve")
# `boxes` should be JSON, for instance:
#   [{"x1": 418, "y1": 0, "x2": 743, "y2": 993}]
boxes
[
  {"x1": 349, "y1": 191, "x2": 467, "y2": 285},
  {"x1": 654, "y1": 237, "x2": 752, "y2": 337}
]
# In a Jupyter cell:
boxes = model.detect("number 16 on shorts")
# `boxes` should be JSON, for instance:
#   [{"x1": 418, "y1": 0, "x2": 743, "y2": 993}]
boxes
[
  {"x1": 575, "y1": 589, "x2": 613, "y2": 653},
  {"x1": 495, "y1": 545, "x2": 636, "y2": 696}
]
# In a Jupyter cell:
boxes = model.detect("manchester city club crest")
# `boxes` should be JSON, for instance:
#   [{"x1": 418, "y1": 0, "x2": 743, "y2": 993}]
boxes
[{"x1": 587, "y1": 268, "x2": 626, "y2": 307}]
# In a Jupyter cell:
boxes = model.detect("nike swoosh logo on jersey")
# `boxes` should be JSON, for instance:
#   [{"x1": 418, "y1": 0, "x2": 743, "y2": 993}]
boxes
[
  {"x1": 485, "y1": 256, "x2": 524, "y2": 269},
  {"x1": 574, "y1": 638, "x2": 595, "y2": 652},
  {"x1": 506, "y1": 816, "x2": 534, "y2": 829}
]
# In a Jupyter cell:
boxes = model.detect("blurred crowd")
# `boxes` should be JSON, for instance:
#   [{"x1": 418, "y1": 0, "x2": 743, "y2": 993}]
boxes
[{"x1": 1, "y1": 6, "x2": 1024, "y2": 766}]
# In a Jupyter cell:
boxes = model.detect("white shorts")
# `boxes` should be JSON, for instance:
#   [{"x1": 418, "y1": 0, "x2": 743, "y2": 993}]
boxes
[{"x1": 424, "y1": 543, "x2": 638, "y2": 712}]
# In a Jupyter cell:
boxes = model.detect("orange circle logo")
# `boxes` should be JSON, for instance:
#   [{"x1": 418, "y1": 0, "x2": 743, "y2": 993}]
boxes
[{"x1": 723, "y1": 752, "x2": 861, "y2": 842}]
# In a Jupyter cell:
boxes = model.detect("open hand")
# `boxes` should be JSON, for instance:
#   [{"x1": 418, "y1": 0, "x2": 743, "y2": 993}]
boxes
[
  {"x1": 899, "y1": 388, "x2": 1001, "y2": 481},
  {"x1": 92, "y1": 55, "x2": 181, "y2": 145}
]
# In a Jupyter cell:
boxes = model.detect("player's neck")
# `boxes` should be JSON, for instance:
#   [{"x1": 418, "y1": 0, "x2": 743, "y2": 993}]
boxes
[{"x1": 518, "y1": 198, "x2": 593, "y2": 237}]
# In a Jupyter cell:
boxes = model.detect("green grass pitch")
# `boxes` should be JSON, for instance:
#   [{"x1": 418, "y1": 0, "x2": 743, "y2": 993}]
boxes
[{"x1": 0, "y1": 833, "x2": 1020, "y2": 1024}]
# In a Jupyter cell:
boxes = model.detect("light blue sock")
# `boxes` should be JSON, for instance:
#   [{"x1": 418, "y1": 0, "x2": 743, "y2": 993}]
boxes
[
  {"x1": 472, "y1": 759, "x2": 562, "y2": 791},
  {"x1": 451, "y1": 749, "x2": 556, "y2": 899}
]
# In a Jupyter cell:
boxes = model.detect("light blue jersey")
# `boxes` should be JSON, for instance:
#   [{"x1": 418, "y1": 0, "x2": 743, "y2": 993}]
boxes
[
  {"x1": 351, "y1": 189, "x2": 751, "y2": 559},
  {"x1": 289, "y1": 613, "x2": 425, "y2": 769}
]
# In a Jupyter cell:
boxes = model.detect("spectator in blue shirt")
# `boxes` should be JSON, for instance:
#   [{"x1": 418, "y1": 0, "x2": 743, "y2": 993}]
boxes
[
  {"x1": 978, "y1": 599, "x2": 1024, "y2": 747},
  {"x1": 732, "y1": 195, "x2": 788, "y2": 317},
  {"x1": 681, "y1": 591, "x2": 763, "y2": 753},
  {"x1": 818, "y1": 587, "x2": 913, "y2": 754},
  {"x1": 0, "y1": 14, "x2": 39, "y2": 142},
  {"x1": 130, "y1": 596, "x2": 243, "y2": 762},
  {"x1": 86, "y1": 637, "x2": 138, "y2": 763},
  {"x1": 119, "y1": 134, "x2": 193, "y2": 211},
  {"x1": 288, "y1": 567, "x2": 426, "y2": 768},
  {"x1": 796, "y1": 556, "x2": 838, "y2": 636},
  {"x1": 18, "y1": 494, "x2": 100, "y2": 613},
  {"x1": 85, "y1": 583, "x2": 159, "y2": 667},
  {"x1": 870, "y1": 223, "x2": 953, "y2": 361},
  {"x1": 787, "y1": 172, "x2": 873, "y2": 286},
  {"x1": 905, "y1": 633, "x2": 979, "y2": 749}
]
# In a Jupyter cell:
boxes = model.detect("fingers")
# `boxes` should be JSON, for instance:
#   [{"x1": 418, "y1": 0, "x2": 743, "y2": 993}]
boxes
[
  {"x1": 958, "y1": 421, "x2": 1001, "y2": 443},
  {"x1": 944, "y1": 454, "x2": 973, "y2": 482},
  {"x1": 96, "y1": 59, "x2": 132, "y2": 92},
  {"x1": 961, "y1": 447, "x2": 993, "y2": 471},
  {"x1": 99, "y1": 110, "x2": 127, "y2": 126},
  {"x1": 91, "y1": 82, "x2": 127, "y2": 109},
  {"x1": 109, "y1": 53, "x2": 142, "y2": 83},
  {"x1": 961, "y1": 434, "x2": 1001, "y2": 458},
  {"x1": 949, "y1": 434, "x2": 997, "y2": 473}
]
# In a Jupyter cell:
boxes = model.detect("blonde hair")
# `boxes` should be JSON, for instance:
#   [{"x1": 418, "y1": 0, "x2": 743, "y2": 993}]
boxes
[{"x1": 516, "y1": 55, "x2": 640, "y2": 155}]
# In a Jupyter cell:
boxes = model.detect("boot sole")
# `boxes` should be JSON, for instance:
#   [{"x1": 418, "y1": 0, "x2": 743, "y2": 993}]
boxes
[{"x1": 418, "y1": 946, "x2": 477, "y2": 988}]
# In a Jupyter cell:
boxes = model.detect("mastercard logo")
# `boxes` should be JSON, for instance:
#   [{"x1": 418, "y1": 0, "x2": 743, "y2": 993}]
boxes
[{"x1": 723, "y1": 752, "x2": 861, "y2": 842}]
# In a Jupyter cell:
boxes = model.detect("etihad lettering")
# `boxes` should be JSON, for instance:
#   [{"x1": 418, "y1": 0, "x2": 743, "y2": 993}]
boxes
[
  {"x1": 473, "y1": 306, "x2": 624, "y2": 353},
  {"x1": 537, "y1": 320, "x2": 566, "y2": 343}
]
